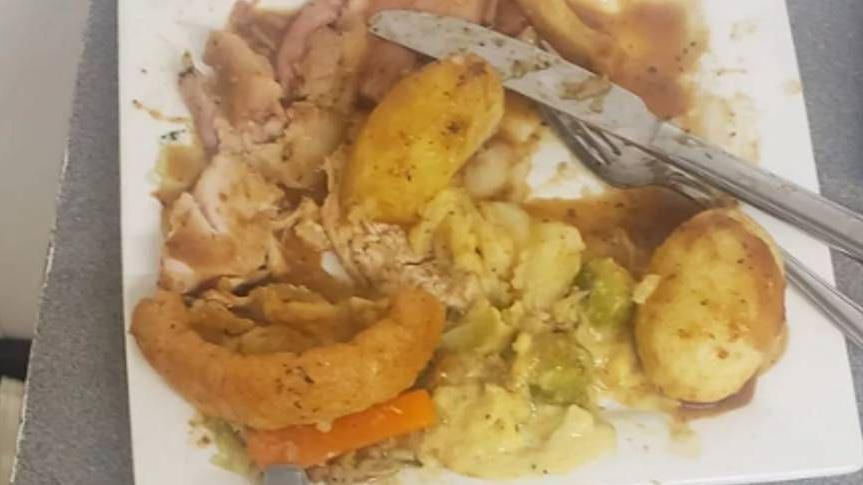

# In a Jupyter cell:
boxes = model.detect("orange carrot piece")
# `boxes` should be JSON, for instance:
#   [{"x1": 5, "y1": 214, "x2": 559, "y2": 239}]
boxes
[{"x1": 246, "y1": 390, "x2": 436, "y2": 469}]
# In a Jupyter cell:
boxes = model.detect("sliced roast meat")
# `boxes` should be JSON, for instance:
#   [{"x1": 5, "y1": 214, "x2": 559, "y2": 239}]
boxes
[
  {"x1": 275, "y1": 0, "x2": 345, "y2": 95},
  {"x1": 178, "y1": 54, "x2": 221, "y2": 152},
  {"x1": 358, "y1": 37, "x2": 419, "y2": 102},
  {"x1": 160, "y1": 155, "x2": 283, "y2": 293},
  {"x1": 493, "y1": 0, "x2": 528, "y2": 35},
  {"x1": 358, "y1": 0, "x2": 496, "y2": 102},
  {"x1": 204, "y1": 30, "x2": 286, "y2": 127}
]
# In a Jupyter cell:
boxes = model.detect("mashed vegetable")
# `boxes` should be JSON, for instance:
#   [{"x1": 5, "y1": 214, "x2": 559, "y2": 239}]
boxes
[
  {"x1": 518, "y1": 331, "x2": 595, "y2": 407},
  {"x1": 410, "y1": 189, "x2": 624, "y2": 477},
  {"x1": 418, "y1": 383, "x2": 614, "y2": 478}
]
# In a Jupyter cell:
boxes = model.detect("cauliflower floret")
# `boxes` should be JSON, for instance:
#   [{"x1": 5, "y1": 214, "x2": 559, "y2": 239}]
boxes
[
  {"x1": 442, "y1": 299, "x2": 516, "y2": 356},
  {"x1": 410, "y1": 189, "x2": 586, "y2": 311},
  {"x1": 410, "y1": 189, "x2": 521, "y2": 306},
  {"x1": 512, "y1": 222, "x2": 585, "y2": 311}
]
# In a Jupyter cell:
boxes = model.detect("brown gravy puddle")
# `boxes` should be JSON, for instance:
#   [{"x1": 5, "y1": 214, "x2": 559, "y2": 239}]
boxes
[
  {"x1": 677, "y1": 377, "x2": 757, "y2": 420},
  {"x1": 572, "y1": 0, "x2": 709, "y2": 119},
  {"x1": 526, "y1": 187, "x2": 699, "y2": 275}
]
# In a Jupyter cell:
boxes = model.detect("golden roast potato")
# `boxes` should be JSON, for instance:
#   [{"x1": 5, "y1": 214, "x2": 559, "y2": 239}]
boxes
[
  {"x1": 513, "y1": 0, "x2": 619, "y2": 72},
  {"x1": 634, "y1": 208, "x2": 786, "y2": 403},
  {"x1": 341, "y1": 55, "x2": 504, "y2": 224}
]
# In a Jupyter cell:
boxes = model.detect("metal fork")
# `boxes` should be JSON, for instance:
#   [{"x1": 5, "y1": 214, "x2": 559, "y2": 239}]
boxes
[
  {"x1": 264, "y1": 465, "x2": 310, "y2": 485},
  {"x1": 542, "y1": 108, "x2": 863, "y2": 348}
]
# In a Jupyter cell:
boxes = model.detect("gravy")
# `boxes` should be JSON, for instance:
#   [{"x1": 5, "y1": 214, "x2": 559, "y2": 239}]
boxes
[
  {"x1": 677, "y1": 378, "x2": 757, "y2": 420},
  {"x1": 572, "y1": 0, "x2": 708, "y2": 119},
  {"x1": 526, "y1": 187, "x2": 699, "y2": 275}
]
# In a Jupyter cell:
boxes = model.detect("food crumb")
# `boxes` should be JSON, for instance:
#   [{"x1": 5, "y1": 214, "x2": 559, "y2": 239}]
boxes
[
  {"x1": 560, "y1": 76, "x2": 612, "y2": 103},
  {"x1": 132, "y1": 99, "x2": 188, "y2": 123},
  {"x1": 730, "y1": 19, "x2": 758, "y2": 40},
  {"x1": 160, "y1": 129, "x2": 186, "y2": 142},
  {"x1": 783, "y1": 79, "x2": 802, "y2": 96}
]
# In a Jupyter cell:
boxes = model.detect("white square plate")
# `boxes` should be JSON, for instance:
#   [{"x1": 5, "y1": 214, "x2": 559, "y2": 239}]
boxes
[{"x1": 119, "y1": 1, "x2": 863, "y2": 484}]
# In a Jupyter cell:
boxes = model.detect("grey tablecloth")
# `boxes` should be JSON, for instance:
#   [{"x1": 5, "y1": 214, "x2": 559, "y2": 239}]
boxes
[{"x1": 11, "y1": 0, "x2": 863, "y2": 484}]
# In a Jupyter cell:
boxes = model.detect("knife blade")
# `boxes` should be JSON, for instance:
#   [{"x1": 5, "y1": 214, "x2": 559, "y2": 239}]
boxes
[
  {"x1": 368, "y1": 10, "x2": 660, "y2": 146},
  {"x1": 369, "y1": 9, "x2": 863, "y2": 264}
]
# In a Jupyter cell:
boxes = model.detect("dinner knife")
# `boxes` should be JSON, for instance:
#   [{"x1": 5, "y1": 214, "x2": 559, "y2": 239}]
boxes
[{"x1": 369, "y1": 10, "x2": 863, "y2": 264}]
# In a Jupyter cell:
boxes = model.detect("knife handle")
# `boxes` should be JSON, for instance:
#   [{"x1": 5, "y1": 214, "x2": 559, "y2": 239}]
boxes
[{"x1": 652, "y1": 123, "x2": 863, "y2": 263}]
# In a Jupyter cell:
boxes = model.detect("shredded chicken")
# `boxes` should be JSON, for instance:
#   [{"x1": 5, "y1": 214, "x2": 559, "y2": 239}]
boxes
[
  {"x1": 276, "y1": 0, "x2": 346, "y2": 95},
  {"x1": 238, "y1": 102, "x2": 345, "y2": 190},
  {"x1": 178, "y1": 54, "x2": 221, "y2": 152},
  {"x1": 321, "y1": 154, "x2": 476, "y2": 309},
  {"x1": 358, "y1": 38, "x2": 419, "y2": 102},
  {"x1": 493, "y1": 0, "x2": 529, "y2": 35},
  {"x1": 228, "y1": 2, "x2": 293, "y2": 57},
  {"x1": 159, "y1": 155, "x2": 283, "y2": 292},
  {"x1": 295, "y1": 27, "x2": 344, "y2": 100},
  {"x1": 292, "y1": 14, "x2": 367, "y2": 111},
  {"x1": 178, "y1": 31, "x2": 288, "y2": 155},
  {"x1": 204, "y1": 30, "x2": 286, "y2": 129},
  {"x1": 283, "y1": 103, "x2": 346, "y2": 188},
  {"x1": 166, "y1": 0, "x2": 506, "y2": 301}
]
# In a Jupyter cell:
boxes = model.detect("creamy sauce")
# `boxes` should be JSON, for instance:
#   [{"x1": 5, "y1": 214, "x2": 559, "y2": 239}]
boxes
[
  {"x1": 418, "y1": 384, "x2": 615, "y2": 478},
  {"x1": 576, "y1": 322, "x2": 677, "y2": 412}
]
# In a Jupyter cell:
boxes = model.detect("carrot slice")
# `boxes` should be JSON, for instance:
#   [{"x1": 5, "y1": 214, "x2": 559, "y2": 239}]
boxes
[{"x1": 246, "y1": 390, "x2": 436, "y2": 469}]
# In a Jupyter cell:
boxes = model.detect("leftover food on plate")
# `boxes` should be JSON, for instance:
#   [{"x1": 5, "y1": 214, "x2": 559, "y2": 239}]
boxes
[{"x1": 130, "y1": 0, "x2": 787, "y2": 482}]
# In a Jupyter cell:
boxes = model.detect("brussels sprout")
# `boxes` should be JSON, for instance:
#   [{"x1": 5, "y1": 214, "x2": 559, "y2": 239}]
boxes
[
  {"x1": 577, "y1": 258, "x2": 635, "y2": 332},
  {"x1": 524, "y1": 331, "x2": 594, "y2": 407}
]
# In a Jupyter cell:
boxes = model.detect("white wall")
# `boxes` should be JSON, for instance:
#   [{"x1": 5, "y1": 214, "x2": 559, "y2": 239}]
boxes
[{"x1": 0, "y1": 1, "x2": 89, "y2": 339}]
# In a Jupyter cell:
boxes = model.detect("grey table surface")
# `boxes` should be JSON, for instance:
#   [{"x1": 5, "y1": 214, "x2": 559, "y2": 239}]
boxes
[{"x1": 10, "y1": 0, "x2": 863, "y2": 484}]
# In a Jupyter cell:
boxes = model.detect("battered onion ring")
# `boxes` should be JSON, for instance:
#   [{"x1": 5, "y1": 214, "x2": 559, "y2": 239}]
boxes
[{"x1": 131, "y1": 288, "x2": 444, "y2": 430}]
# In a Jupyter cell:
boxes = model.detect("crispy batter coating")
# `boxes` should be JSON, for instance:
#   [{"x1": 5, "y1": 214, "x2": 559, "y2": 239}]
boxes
[{"x1": 131, "y1": 288, "x2": 444, "y2": 430}]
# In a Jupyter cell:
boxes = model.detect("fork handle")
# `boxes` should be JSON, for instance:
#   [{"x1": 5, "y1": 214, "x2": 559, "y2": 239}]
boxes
[
  {"x1": 659, "y1": 144, "x2": 863, "y2": 345},
  {"x1": 652, "y1": 123, "x2": 863, "y2": 263},
  {"x1": 782, "y1": 249, "x2": 863, "y2": 347}
]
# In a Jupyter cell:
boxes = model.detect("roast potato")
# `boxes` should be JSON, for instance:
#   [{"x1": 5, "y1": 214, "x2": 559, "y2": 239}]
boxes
[
  {"x1": 634, "y1": 209, "x2": 786, "y2": 403},
  {"x1": 514, "y1": 0, "x2": 620, "y2": 72},
  {"x1": 341, "y1": 55, "x2": 504, "y2": 224}
]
